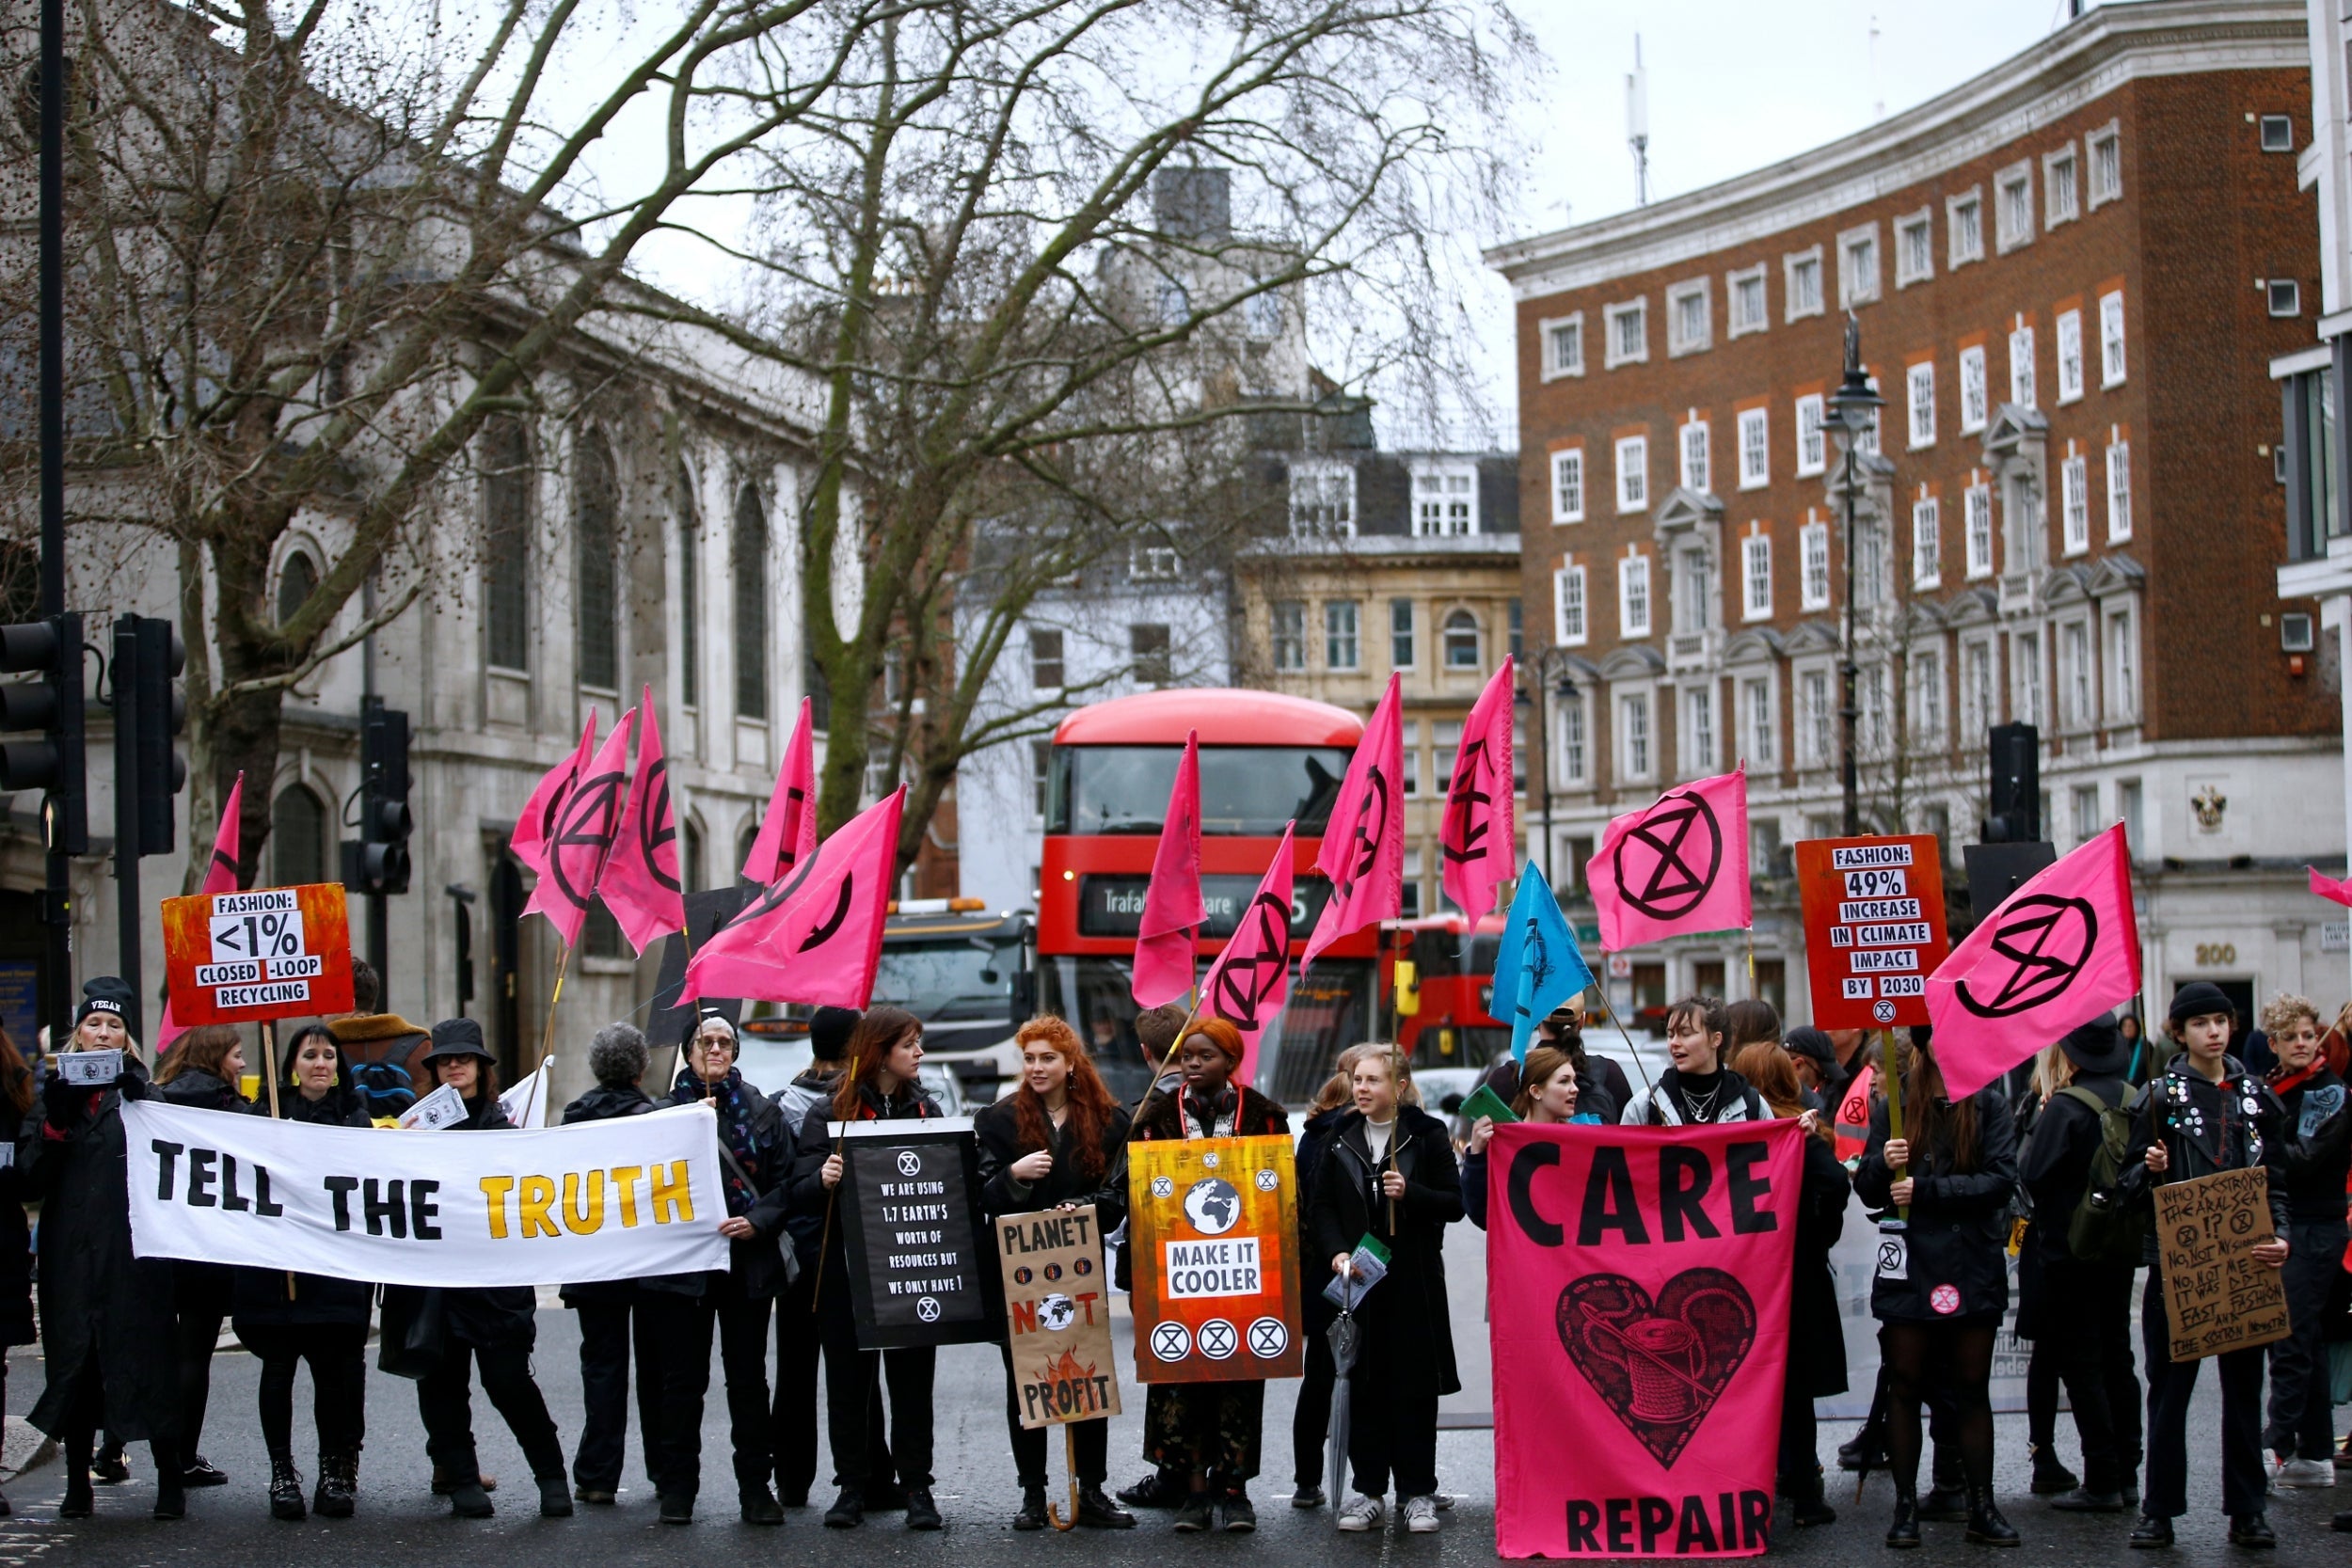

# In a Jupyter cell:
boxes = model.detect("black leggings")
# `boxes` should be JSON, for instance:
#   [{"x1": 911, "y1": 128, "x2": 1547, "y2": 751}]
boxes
[
  {"x1": 1881, "y1": 1320, "x2": 1995, "y2": 1495},
  {"x1": 176, "y1": 1306, "x2": 224, "y2": 1459},
  {"x1": 258, "y1": 1323, "x2": 368, "y2": 1461}
]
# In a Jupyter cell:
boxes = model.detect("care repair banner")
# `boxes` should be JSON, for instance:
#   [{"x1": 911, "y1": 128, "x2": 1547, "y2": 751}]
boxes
[
  {"x1": 161, "y1": 882, "x2": 357, "y2": 1026},
  {"x1": 998, "y1": 1202, "x2": 1120, "y2": 1428},
  {"x1": 1126, "y1": 1133, "x2": 1303, "y2": 1384},
  {"x1": 120, "y1": 1100, "x2": 727, "y2": 1288},
  {"x1": 1488, "y1": 1118, "x2": 1802, "y2": 1560}
]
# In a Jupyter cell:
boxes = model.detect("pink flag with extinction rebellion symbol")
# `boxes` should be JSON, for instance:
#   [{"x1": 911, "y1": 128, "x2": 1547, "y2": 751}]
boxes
[
  {"x1": 679, "y1": 787, "x2": 905, "y2": 1008},
  {"x1": 1197, "y1": 822, "x2": 1296, "y2": 1088},
  {"x1": 1302, "y1": 673, "x2": 1404, "y2": 973},
  {"x1": 1588, "y1": 768, "x2": 1751, "y2": 952},
  {"x1": 1925, "y1": 822, "x2": 2141, "y2": 1101},
  {"x1": 158, "y1": 771, "x2": 244, "y2": 1050},
  {"x1": 1441, "y1": 659, "x2": 1517, "y2": 918},
  {"x1": 512, "y1": 711, "x2": 596, "y2": 895},
  {"x1": 521, "y1": 707, "x2": 637, "y2": 948},
  {"x1": 1131, "y1": 730, "x2": 1206, "y2": 1009},
  {"x1": 598, "y1": 686, "x2": 686, "y2": 956},
  {"x1": 741, "y1": 696, "x2": 820, "y2": 885}
]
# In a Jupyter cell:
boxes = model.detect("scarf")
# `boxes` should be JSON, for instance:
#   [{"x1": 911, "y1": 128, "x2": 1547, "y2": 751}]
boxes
[
  {"x1": 1180, "y1": 1084, "x2": 1238, "y2": 1141},
  {"x1": 676, "y1": 1067, "x2": 763, "y2": 1215}
]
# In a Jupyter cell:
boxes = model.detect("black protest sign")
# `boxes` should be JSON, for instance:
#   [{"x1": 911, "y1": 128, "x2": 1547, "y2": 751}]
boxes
[{"x1": 837, "y1": 1117, "x2": 999, "y2": 1350}]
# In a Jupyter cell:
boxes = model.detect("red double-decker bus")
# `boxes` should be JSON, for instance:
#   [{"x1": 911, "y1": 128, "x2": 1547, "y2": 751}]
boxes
[
  {"x1": 1038, "y1": 689, "x2": 1377, "y2": 1103},
  {"x1": 1389, "y1": 913, "x2": 1509, "y2": 1068}
]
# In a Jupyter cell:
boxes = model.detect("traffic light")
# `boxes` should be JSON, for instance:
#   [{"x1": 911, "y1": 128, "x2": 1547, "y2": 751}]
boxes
[
  {"x1": 0, "y1": 612, "x2": 86, "y2": 854},
  {"x1": 1980, "y1": 721, "x2": 2042, "y2": 844},
  {"x1": 346, "y1": 696, "x2": 412, "y2": 895},
  {"x1": 118, "y1": 614, "x2": 186, "y2": 855}
]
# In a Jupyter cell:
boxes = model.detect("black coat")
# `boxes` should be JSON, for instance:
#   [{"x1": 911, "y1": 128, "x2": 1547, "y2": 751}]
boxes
[
  {"x1": 2016, "y1": 1072, "x2": 2131, "y2": 1264},
  {"x1": 2273, "y1": 1065, "x2": 2352, "y2": 1221},
  {"x1": 155, "y1": 1068, "x2": 252, "y2": 1321},
  {"x1": 2117, "y1": 1053, "x2": 2293, "y2": 1262},
  {"x1": 1305, "y1": 1105, "x2": 1464, "y2": 1398},
  {"x1": 1787, "y1": 1130, "x2": 1851, "y2": 1397},
  {"x1": 676, "y1": 1068, "x2": 796, "y2": 1298},
  {"x1": 232, "y1": 1081, "x2": 376, "y2": 1333},
  {"x1": 558, "y1": 1084, "x2": 708, "y2": 1306},
  {"x1": 1851, "y1": 1087, "x2": 2017, "y2": 1323},
  {"x1": 974, "y1": 1095, "x2": 1132, "y2": 1227},
  {"x1": 0, "y1": 1087, "x2": 31, "y2": 1348},
  {"x1": 783, "y1": 1079, "x2": 944, "y2": 1280},
  {"x1": 21, "y1": 1063, "x2": 181, "y2": 1441},
  {"x1": 1295, "y1": 1105, "x2": 1350, "y2": 1334},
  {"x1": 381, "y1": 1094, "x2": 538, "y2": 1362}
]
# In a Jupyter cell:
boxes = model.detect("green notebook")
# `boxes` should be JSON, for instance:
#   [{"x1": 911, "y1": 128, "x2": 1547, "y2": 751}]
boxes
[{"x1": 1458, "y1": 1083, "x2": 1518, "y2": 1126}]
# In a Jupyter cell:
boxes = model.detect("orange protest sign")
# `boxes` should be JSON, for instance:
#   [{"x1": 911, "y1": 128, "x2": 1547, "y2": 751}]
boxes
[
  {"x1": 1795, "y1": 834, "x2": 1950, "y2": 1031},
  {"x1": 161, "y1": 883, "x2": 356, "y2": 1027},
  {"x1": 1126, "y1": 1134, "x2": 1303, "y2": 1384}
]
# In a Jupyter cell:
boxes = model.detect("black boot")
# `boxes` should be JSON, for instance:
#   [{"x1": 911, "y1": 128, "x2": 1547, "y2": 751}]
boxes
[
  {"x1": 824, "y1": 1485, "x2": 864, "y2": 1528},
  {"x1": 2227, "y1": 1513, "x2": 2276, "y2": 1548},
  {"x1": 61, "y1": 1428, "x2": 94, "y2": 1519},
  {"x1": 1886, "y1": 1484, "x2": 1921, "y2": 1549},
  {"x1": 1013, "y1": 1485, "x2": 1048, "y2": 1531},
  {"x1": 902, "y1": 1486, "x2": 941, "y2": 1530},
  {"x1": 151, "y1": 1441, "x2": 185, "y2": 1520},
  {"x1": 1076, "y1": 1485, "x2": 1136, "y2": 1528},
  {"x1": 1964, "y1": 1485, "x2": 2019, "y2": 1546},
  {"x1": 2127, "y1": 1513, "x2": 2173, "y2": 1548},
  {"x1": 91, "y1": 1440, "x2": 129, "y2": 1485},
  {"x1": 1918, "y1": 1482, "x2": 1968, "y2": 1523},
  {"x1": 269, "y1": 1456, "x2": 307, "y2": 1522},
  {"x1": 1788, "y1": 1467, "x2": 1836, "y2": 1528},
  {"x1": 315, "y1": 1453, "x2": 357, "y2": 1518},
  {"x1": 2028, "y1": 1445, "x2": 2078, "y2": 1497}
]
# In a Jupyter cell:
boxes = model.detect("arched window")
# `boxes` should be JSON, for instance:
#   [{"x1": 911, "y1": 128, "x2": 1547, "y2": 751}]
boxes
[
  {"x1": 676, "y1": 460, "x2": 700, "y2": 707},
  {"x1": 277, "y1": 548, "x2": 318, "y2": 630},
  {"x1": 271, "y1": 784, "x2": 327, "y2": 888},
  {"x1": 482, "y1": 420, "x2": 531, "y2": 672},
  {"x1": 733, "y1": 483, "x2": 769, "y2": 721},
  {"x1": 1443, "y1": 608, "x2": 1482, "y2": 669},
  {"x1": 680, "y1": 817, "x2": 705, "y2": 896},
  {"x1": 735, "y1": 817, "x2": 761, "y2": 880},
  {"x1": 576, "y1": 432, "x2": 619, "y2": 690}
]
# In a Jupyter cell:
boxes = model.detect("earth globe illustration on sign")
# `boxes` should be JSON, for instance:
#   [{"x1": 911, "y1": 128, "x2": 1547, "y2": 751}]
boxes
[
  {"x1": 1040, "y1": 1292, "x2": 1077, "y2": 1331},
  {"x1": 1184, "y1": 1177, "x2": 1242, "y2": 1236}
]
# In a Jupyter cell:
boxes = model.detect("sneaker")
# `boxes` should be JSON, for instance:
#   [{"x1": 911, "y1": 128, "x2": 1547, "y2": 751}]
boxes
[
  {"x1": 182, "y1": 1455, "x2": 230, "y2": 1488},
  {"x1": 1434, "y1": 1493, "x2": 1454, "y2": 1510},
  {"x1": 1220, "y1": 1491, "x2": 1256, "y2": 1532},
  {"x1": 1337, "y1": 1494, "x2": 1384, "y2": 1532},
  {"x1": 447, "y1": 1481, "x2": 495, "y2": 1519},
  {"x1": 1291, "y1": 1485, "x2": 1327, "y2": 1509},
  {"x1": 1172, "y1": 1493, "x2": 1215, "y2": 1532},
  {"x1": 1404, "y1": 1495, "x2": 1440, "y2": 1533},
  {"x1": 92, "y1": 1449, "x2": 130, "y2": 1485},
  {"x1": 823, "y1": 1486, "x2": 864, "y2": 1528},
  {"x1": 658, "y1": 1492, "x2": 693, "y2": 1525},
  {"x1": 739, "y1": 1486, "x2": 785, "y2": 1525},
  {"x1": 538, "y1": 1476, "x2": 575, "y2": 1518},
  {"x1": 574, "y1": 1487, "x2": 616, "y2": 1504},
  {"x1": 902, "y1": 1487, "x2": 942, "y2": 1531},
  {"x1": 2027, "y1": 1446, "x2": 2078, "y2": 1497},
  {"x1": 2127, "y1": 1513, "x2": 2173, "y2": 1548},
  {"x1": 2279, "y1": 1458, "x2": 2336, "y2": 1489}
]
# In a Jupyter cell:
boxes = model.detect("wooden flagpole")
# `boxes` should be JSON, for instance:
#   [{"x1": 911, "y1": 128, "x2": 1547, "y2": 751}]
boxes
[
  {"x1": 809, "y1": 1053, "x2": 862, "y2": 1307},
  {"x1": 534, "y1": 940, "x2": 572, "y2": 1073}
]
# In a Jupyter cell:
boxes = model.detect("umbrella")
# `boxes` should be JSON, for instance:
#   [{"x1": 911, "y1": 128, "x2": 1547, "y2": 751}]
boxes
[{"x1": 1326, "y1": 1306, "x2": 1360, "y2": 1506}]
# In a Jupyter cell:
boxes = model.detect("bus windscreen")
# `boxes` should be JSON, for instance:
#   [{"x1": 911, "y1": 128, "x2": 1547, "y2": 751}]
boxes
[{"x1": 1048, "y1": 745, "x2": 1351, "y2": 837}]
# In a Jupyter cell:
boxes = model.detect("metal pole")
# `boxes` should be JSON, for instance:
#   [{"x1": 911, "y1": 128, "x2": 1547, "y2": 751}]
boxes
[
  {"x1": 113, "y1": 620, "x2": 141, "y2": 1040},
  {"x1": 1839, "y1": 441, "x2": 1861, "y2": 836},
  {"x1": 40, "y1": 0, "x2": 73, "y2": 1047}
]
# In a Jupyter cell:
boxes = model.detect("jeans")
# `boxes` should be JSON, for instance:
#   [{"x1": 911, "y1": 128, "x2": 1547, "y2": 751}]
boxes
[
  {"x1": 257, "y1": 1323, "x2": 367, "y2": 1461},
  {"x1": 2140, "y1": 1273, "x2": 2265, "y2": 1518},
  {"x1": 2265, "y1": 1218, "x2": 2349, "y2": 1461}
]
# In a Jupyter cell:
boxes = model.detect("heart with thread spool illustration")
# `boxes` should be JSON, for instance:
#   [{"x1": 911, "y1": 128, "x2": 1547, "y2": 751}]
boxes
[{"x1": 1555, "y1": 1269, "x2": 1756, "y2": 1467}]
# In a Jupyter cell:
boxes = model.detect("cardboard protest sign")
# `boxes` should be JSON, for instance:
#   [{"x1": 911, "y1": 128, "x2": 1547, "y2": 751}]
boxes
[
  {"x1": 1488, "y1": 1119, "x2": 1803, "y2": 1559},
  {"x1": 2153, "y1": 1166, "x2": 2291, "y2": 1362},
  {"x1": 161, "y1": 883, "x2": 355, "y2": 1026},
  {"x1": 997, "y1": 1203, "x2": 1120, "y2": 1428},
  {"x1": 1126, "y1": 1133, "x2": 1303, "y2": 1384},
  {"x1": 835, "y1": 1117, "x2": 998, "y2": 1351},
  {"x1": 1795, "y1": 835, "x2": 1948, "y2": 1031}
]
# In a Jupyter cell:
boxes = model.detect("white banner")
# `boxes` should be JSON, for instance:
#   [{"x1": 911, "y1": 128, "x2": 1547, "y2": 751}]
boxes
[{"x1": 121, "y1": 1099, "x2": 730, "y2": 1289}]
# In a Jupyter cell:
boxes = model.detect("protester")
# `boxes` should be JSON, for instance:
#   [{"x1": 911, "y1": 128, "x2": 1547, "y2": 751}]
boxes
[
  {"x1": 1462, "y1": 1045, "x2": 1603, "y2": 1230},
  {"x1": 233, "y1": 1022, "x2": 373, "y2": 1521},
  {"x1": 1288, "y1": 1052, "x2": 1365, "y2": 1510},
  {"x1": 1125, "y1": 1017, "x2": 1289, "y2": 1532},
  {"x1": 22, "y1": 978, "x2": 184, "y2": 1519},
  {"x1": 326, "y1": 958, "x2": 432, "y2": 1121},
  {"x1": 974, "y1": 1015, "x2": 1136, "y2": 1531},
  {"x1": 2257, "y1": 995, "x2": 2351, "y2": 1490},
  {"x1": 1112, "y1": 1000, "x2": 1199, "y2": 1514},
  {"x1": 767, "y1": 1004, "x2": 896, "y2": 1510},
  {"x1": 151, "y1": 1023, "x2": 251, "y2": 1491},
  {"x1": 1731, "y1": 1042, "x2": 1851, "y2": 1528},
  {"x1": 788, "y1": 1005, "x2": 945, "y2": 1531},
  {"x1": 389, "y1": 1020, "x2": 570, "y2": 1520},
  {"x1": 0, "y1": 1028, "x2": 31, "y2": 1518},
  {"x1": 1479, "y1": 1006, "x2": 1629, "y2": 1125},
  {"x1": 1621, "y1": 996, "x2": 1765, "y2": 1125},
  {"x1": 1851, "y1": 1032, "x2": 2020, "y2": 1548},
  {"x1": 558, "y1": 1022, "x2": 711, "y2": 1523},
  {"x1": 1783, "y1": 1026, "x2": 1840, "y2": 1106},
  {"x1": 2013, "y1": 1018, "x2": 2140, "y2": 1514},
  {"x1": 669, "y1": 1008, "x2": 795, "y2": 1523},
  {"x1": 1725, "y1": 998, "x2": 1782, "y2": 1055}
]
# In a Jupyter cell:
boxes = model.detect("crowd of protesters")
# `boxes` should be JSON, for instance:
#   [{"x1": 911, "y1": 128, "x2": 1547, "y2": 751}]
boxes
[{"x1": 6, "y1": 959, "x2": 2350, "y2": 1553}]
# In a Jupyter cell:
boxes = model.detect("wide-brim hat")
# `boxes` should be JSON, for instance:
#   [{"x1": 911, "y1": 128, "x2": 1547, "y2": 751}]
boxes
[
  {"x1": 2059, "y1": 1014, "x2": 2131, "y2": 1077},
  {"x1": 421, "y1": 1017, "x2": 493, "y2": 1065}
]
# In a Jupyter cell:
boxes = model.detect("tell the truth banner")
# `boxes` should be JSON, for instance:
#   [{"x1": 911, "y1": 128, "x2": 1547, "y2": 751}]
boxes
[
  {"x1": 1488, "y1": 1118, "x2": 1802, "y2": 1560},
  {"x1": 122, "y1": 1100, "x2": 728, "y2": 1288}
]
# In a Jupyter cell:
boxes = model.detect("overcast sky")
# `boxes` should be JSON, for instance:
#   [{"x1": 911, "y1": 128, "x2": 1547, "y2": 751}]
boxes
[{"x1": 1441, "y1": 0, "x2": 2106, "y2": 448}]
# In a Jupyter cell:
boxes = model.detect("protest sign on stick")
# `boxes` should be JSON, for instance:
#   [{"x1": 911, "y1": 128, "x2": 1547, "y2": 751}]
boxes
[
  {"x1": 834, "y1": 1117, "x2": 998, "y2": 1351},
  {"x1": 161, "y1": 882, "x2": 355, "y2": 1027},
  {"x1": 2153, "y1": 1167, "x2": 2291, "y2": 1362},
  {"x1": 997, "y1": 1203, "x2": 1120, "y2": 1428}
]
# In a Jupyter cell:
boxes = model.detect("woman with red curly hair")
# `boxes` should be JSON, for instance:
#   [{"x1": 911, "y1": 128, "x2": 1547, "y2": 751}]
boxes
[{"x1": 975, "y1": 1016, "x2": 1136, "y2": 1531}]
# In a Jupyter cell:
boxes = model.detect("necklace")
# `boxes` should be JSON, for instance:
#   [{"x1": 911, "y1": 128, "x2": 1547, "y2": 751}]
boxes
[{"x1": 1681, "y1": 1076, "x2": 1726, "y2": 1124}]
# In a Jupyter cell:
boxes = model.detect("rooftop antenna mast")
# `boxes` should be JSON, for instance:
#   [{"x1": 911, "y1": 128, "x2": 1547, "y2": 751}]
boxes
[{"x1": 1626, "y1": 35, "x2": 1649, "y2": 207}]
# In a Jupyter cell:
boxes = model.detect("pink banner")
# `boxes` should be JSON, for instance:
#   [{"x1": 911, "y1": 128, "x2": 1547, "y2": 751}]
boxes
[
  {"x1": 1303, "y1": 673, "x2": 1404, "y2": 972},
  {"x1": 159, "y1": 771, "x2": 243, "y2": 1049},
  {"x1": 1925, "y1": 822, "x2": 2140, "y2": 1101},
  {"x1": 512, "y1": 712, "x2": 596, "y2": 892},
  {"x1": 1489, "y1": 1118, "x2": 1801, "y2": 1559},
  {"x1": 1441, "y1": 658, "x2": 1517, "y2": 919},
  {"x1": 1132, "y1": 730, "x2": 1205, "y2": 1008},
  {"x1": 522, "y1": 708, "x2": 636, "y2": 947},
  {"x1": 680, "y1": 787, "x2": 905, "y2": 1008},
  {"x1": 1588, "y1": 768, "x2": 1751, "y2": 951},
  {"x1": 741, "y1": 696, "x2": 820, "y2": 885},
  {"x1": 1197, "y1": 822, "x2": 1295, "y2": 1088},
  {"x1": 599, "y1": 686, "x2": 686, "y2": 955}
]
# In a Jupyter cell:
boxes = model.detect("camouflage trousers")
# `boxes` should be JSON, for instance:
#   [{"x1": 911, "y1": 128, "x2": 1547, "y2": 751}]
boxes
[{"x1": 1143, "y1": 1379, "x2": 1265, "y2": 1484}]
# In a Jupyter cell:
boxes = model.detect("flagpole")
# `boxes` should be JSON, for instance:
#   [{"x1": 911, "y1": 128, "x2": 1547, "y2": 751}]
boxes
[
  {"x1": 534, "y1": 940, "x2": 571, "y2": 1074},
  {"x1": 262, "y1": 1018, "x2": 294, "y2": 1300},
  {"x1": 810, "y1": 1052, "x2": 862, "y2": 1307}
]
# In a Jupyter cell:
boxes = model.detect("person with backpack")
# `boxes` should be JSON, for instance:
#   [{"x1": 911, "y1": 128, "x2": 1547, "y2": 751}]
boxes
[
  {"x1": 2117, "y1": 981, "x2": 2293, "y2": 1548},
  {"x1": 327, "y1": 959, "x2": 431, "y2": 1122},
  {"x1": 2014, "y1": 1015, "x2": 2141, "y2": 1514},
  {"x1": 2256, "y1": 994, "x2": 2352, "y2": 1490},
  {"x1": 1620, "y1": 996, "x2": 1765, "y2": 1127}
]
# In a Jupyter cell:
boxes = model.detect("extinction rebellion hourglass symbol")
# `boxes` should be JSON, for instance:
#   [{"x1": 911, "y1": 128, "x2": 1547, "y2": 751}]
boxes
[{"x1": 1612, "y1": 792, "x2": 1723, "y2": 923}]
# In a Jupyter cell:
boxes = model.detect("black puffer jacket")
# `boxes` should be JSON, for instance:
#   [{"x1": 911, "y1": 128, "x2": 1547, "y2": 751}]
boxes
[
  {"x1": 233, "y1": 1065, "x2": 376, "y2": 1334},
  {"x1": 1852, "y1": 1087, "x2": 2017, "y2": 1323},
  {"x1": 1305, "y1": 1105, "x2": 1464, "y2": 1398},
  {"x1": 2016, "y1": 1071, "x2": 2132, "y2": 1265},
  {"x1": 559, "y1": 1084, "x2": 709, "y2": 1306}
]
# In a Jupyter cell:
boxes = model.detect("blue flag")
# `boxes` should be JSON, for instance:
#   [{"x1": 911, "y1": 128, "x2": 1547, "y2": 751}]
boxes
[{"x1": 1494, "y1": 861, "x2": 1595, "y2": 1061}]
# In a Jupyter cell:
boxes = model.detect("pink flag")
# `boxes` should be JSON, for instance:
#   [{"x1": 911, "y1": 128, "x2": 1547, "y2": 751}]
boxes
[
  {"x1": 598, "y1": 687, "x2": 686, "y2": 955},
  {"x1": 1198, "y1": 822, "x2": 1296, "y2": 1089},
  {"x1": 513, "y1": 712, "x2": 597, "y2": 890},
  {"x1": 1441, "y1": 658, "x2": 1517, "y2": 918},
  {"x1": 1132, "y1": 730, "x2": 1205, "y2": 1008},
  {"x1": 1927, "y1": 823, "x2": 2141, "y2": 1101},
  {"x1": 680, "y1": 787, "x2": 906, "y2": 1007},
  {"x1": 522, "y1": 707, "x2": 637, "y2": 947},
  {"x1": 2311, "y1": 865, "x2": 2352, "y2": 910},
  {"x1": 740, "y1": 697, "x2": 820, "y2": 884},
  {"x1": 1303, "y1": 673, "x2": 1406, "y2": 972},
  {"x1": 159, "y1": 772, "x2": 244, "y2": 1049},
  {"x1": 1588, "y1": 767, "x2": 1752, "y2": 951}
]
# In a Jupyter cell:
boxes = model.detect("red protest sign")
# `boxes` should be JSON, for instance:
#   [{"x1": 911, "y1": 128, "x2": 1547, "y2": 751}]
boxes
[
  {"x1": 1794, "y1": 835, "x2": 1949, "y2": 1031},
  {"x1": 161, "y1": 883, "x2": 356, "y2": 1026}
]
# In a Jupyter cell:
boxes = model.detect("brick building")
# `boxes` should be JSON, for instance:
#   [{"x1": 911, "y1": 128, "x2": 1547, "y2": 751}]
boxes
[{"x1": 1487, "y1": 0, "x2": 2342, "y2": 1028}]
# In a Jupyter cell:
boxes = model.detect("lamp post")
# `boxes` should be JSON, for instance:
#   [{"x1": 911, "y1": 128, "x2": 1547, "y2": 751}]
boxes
[
  {"x1": 1515, "y1": 649, "x2": 1582, "y2": 885},
  {"x1": 1824, "y1": 315, "x2": 1883, "y2": 838}
]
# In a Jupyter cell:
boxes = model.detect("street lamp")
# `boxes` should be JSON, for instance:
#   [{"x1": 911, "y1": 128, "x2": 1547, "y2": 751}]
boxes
[
  {"x1": 1823, "y1": 313, "x2": 1883, "y2": 838},
  {"x1": 1515, "y1": 650, "x2": 1582, "y2": 884}
]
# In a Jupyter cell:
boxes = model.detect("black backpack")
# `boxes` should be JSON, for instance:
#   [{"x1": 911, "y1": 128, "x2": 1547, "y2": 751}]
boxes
[
  {"x1": 2058, "y1": 1083, "x2": 2145, "y2": 1267},
  {"x1": 346, "y1": 1038, "x2": 425, "y2": 1121}
]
